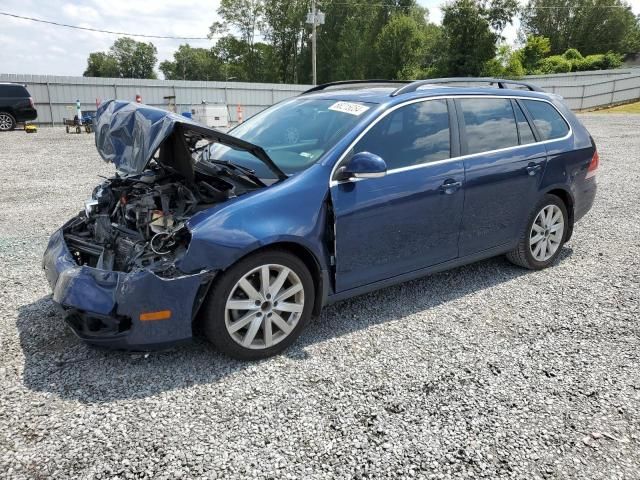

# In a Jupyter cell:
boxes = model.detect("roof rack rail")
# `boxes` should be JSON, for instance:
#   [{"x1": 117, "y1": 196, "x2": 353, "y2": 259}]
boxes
[
  {"x1": 302, "y1": 79, "x2": 410, "y2": 95},
  {"x1": 390, "y1": 77, "x2": 544, "y2": 96}
]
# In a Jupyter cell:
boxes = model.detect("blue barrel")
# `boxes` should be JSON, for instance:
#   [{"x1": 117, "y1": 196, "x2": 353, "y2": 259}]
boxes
[{"x1": 181, "y1": 112, "x2": 193, "y2": 119}]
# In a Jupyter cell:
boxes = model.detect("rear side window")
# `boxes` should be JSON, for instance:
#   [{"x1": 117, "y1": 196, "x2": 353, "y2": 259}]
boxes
[
  {"x1": 0, "y1": 84, "x2": 29, "y2": 98},
  {"x1": 354, "y1": 99, "x2": 450, "y2": 169},
  {"x1": 513, "y1": 102, "x2": 536, "y2": 145},
  {"x1": 521, "y1": 100, "x2": 569, "y2": 140},
  {"x1": 458, "y1": 98, "x2": 519, "y2": 155}
]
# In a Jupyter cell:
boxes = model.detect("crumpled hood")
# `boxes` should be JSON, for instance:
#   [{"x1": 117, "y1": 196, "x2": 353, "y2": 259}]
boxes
[
  {"x1": 94, "y1": 100, "x2": 287, "y2": 182},
  {"x1": 94, "y1": 100, "x2": 201, "y2": 176}
]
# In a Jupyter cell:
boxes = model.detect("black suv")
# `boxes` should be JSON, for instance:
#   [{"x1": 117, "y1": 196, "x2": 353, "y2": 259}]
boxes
[{"x1": 0, "y1": 83, "x2": 37, "y2": 131}]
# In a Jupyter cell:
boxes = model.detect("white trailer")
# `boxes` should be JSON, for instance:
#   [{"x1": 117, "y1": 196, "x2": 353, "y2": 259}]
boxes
[{"x1": 191, "y1": 104, "x2": 230, "y2": 128}]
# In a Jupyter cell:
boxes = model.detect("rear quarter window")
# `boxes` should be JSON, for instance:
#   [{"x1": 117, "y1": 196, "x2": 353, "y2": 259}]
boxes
[
  {"x1": 521, "y1": 100, "x2": 569, "y2": 140},
  {"x1": 0, "y1": 84, "x2": 29, "y2": 98}
]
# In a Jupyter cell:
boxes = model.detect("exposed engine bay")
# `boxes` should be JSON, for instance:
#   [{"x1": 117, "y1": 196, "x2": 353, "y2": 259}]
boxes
[
  {"x1": 63, "y1": 162, "x2": 257, "y2": 275},
  {"x1": 61, "y1": 100, "x2": 287, "y2": 276}
]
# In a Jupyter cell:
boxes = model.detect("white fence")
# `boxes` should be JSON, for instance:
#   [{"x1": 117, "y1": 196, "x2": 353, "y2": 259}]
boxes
[
  {"x1": 2, "y1": 69, "x2": 639, "y2": 125},
  {"x1": 0, "y1": 74, "x2": 308, "y2": 125},
  {"x1": 526, "y1": 69, "x2": 640, "y2": 110}
]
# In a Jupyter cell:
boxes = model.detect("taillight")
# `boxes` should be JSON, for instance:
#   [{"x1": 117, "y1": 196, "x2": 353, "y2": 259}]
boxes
[
  {"x1": 585, "y1": 150, "x2": 599, "y2": 179},
  {"x1": 29, "y1": 97, "x2": 35, "y2": 109}
]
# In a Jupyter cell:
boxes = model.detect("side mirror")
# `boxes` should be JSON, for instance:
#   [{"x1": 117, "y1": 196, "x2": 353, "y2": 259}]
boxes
[{"x1": 335, "y1": 152, "x2": 387, "y2": 182}]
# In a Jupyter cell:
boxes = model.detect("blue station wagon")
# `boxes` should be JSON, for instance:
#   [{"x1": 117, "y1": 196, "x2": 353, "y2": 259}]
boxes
[{"x1": 43, "y1": 78, "x2": 598, "y2": 359}]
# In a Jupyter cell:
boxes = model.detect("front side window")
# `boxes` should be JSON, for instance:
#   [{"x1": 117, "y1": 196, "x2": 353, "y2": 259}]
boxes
[
  {"x1": 352, "y1": 99, "x2": 450, "y2": 170},
  {"x1": 459, "y1": 98, "x2": 519, "y2": 155},
  {"x1": 206, "y1": 98, "x2": 374, "y2": 179},
  {"x1": 521, "y1": 100, "x2": 570, "y2": 140}
]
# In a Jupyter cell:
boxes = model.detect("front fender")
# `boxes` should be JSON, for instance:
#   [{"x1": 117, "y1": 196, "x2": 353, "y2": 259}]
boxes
[{"x1": 177, "y1": 164, "x2": 331, "y2": 274}]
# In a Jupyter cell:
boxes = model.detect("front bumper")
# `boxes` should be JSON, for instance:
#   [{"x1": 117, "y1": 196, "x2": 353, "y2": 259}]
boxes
[{"x1": 43, "y1": 229, "x2": 215, "y2": 350}]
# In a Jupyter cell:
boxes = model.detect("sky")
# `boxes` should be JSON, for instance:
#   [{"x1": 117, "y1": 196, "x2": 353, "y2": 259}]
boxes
[{"x1": 0, "y1": 0, "x2": 639, "y2": 77}]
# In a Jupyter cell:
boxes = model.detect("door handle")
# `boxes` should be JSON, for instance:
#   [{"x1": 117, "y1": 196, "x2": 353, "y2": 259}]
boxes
[
  {"x1": 526, "y1": 163, "x2": 542, "y2": 176},
  {"x1": 439, "y1": 180, "x2": 462, "y2": 194}
]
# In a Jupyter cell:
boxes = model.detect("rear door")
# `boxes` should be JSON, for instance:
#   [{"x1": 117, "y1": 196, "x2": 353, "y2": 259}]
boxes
[
  {"x1": 456, "y1": 97, "x2": 547, "y2": 256},
  {"x1": 331, "y1": 98, "x2": 465, "y2": 292}
]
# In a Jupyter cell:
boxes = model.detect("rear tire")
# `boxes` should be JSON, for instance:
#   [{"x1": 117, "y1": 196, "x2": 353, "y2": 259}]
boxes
[
  {"x1": 0, "y1": 112, "x2": 16, "y2": 131},
  {"x1": 201, "y1": 249, "x2": 315, "y2": 360},
  {"x1": 507, "y1": 194, "x2": 568, "y2": 270}
]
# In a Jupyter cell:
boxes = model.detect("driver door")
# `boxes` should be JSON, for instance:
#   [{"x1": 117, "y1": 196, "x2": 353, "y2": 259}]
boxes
[{"x1": 330, "y1": 99, "x2": 465, "y2": 292}]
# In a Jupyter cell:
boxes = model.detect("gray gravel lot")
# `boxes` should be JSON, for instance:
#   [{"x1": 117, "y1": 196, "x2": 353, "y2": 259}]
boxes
[{"x1": 0, "y1": 115, "x2": 639, "y2": 479}]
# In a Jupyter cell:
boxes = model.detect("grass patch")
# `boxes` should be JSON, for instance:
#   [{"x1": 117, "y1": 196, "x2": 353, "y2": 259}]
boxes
[{"x1": 594, "y1": 101, "x2": 640, "y2": 114}]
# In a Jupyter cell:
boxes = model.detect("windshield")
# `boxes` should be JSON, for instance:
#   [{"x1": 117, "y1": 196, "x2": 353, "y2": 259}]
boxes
[{"x1": 205, "y1": 98, "x2": 374, "y2": 179}]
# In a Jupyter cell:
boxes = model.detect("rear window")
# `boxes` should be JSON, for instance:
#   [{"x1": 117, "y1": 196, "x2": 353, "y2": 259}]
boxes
[
  {"x1": 459, "y1": 98, "x2": 519, "y2": 155},
  {"x1": 0, "y1": 84, "x2": 29, "y2": 98},
  {"x1": 521, "y1": 100, "x2": 569, "y2": 140}
]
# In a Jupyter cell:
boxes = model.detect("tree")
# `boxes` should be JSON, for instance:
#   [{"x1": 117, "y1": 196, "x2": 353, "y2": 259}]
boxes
[
  {"x1": 160, "y1": 45, "x2": 222, "y2": 81},
  {"x1": 262, "y1": 0, "x2": 307, "y2": 83},
  {"x1": 521, "y1": 0, "x2": 638, "y2": 55},
  {"x1": 375, "y1": 15, "x2": 426, "y2": 79},
  {"x1": 84, "y1": 52, "x2": 119, "y2": 77},
  {"x1": 621, "y1": 14, "x2": 640, "y2": 53},
  {"x1": 83, "y1": 37, "x2": 157, "y2": 79},
  {"x1": 109, "y1": 38, "x2": 158, "y2": 79},
  {"x1": 439, "y1": 0, "x2": 499, "y2": 76},
  {"x1": 519, "y1": 35, "x2": 551, "y2": 73},
  {"x1": 217, "y1": 0, "x2": 264, "y2": 81}
]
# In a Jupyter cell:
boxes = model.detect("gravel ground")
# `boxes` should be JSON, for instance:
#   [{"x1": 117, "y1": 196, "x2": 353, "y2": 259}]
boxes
[{"x1": 0, "y1": 116, "x2": 639, "y2": 480}]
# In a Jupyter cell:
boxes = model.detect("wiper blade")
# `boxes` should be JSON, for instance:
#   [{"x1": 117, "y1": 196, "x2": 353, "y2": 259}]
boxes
[
  {"x1": 191, "y1": 127, "x2": 288, "y2": 181},
  {"x1": 207, "y1": 159, "x2": 266, "y2": 187}
]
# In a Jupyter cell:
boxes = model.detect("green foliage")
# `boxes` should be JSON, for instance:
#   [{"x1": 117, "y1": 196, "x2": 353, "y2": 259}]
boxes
[
  {"x1": 562, "y1": 48, "x2": 583, "y2": 61},
  {"x1": 521, "y1": 0, "x2": 639, "y2": 55},
  {"x1": 503, "y1": 53, "x2": 525, "y2": 77},
  {"x1": 262, "y1": 0, "x2": 307, "y2": 83},
  {"x1": 480, "y1": 44, "x2": 524, "y2": 78},
  {"x1": 536, "y1": 55, "x2": 572, "y2": 74},
  {"x1": 573, "y1": 52, "x2": 624, "y2": 71},
  {"x1": 519, "y1": 35, "x2": 550, "y2": 73},
  {"x1": 159, "y1": 45, "x2": 222, "y2": 81},
  {"x1": 621, "y1": 14, "x2": 640, "y2": 53},
  {"x1": 375, "y1": 14, "x2": 427, "y2": 79},
  {"x1": 84, "y1": 52, "x2": 119, "y2": 78},
  {"x1": 84, "y1": 0, "x2": 631, "y2": 84},
  {"x1": 84, "y1": 37, "x2": 157, "y2": 79},
  {"x1": 440, "y1": 0, "x2": 498, "y2": 76},
  {"x1": 515, "y1": 38, "x2": 622, "y2": 75}
]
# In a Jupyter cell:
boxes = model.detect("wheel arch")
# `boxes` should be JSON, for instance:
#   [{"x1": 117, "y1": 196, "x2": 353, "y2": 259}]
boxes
[
  {"x1": 217, "y1": 241, "x2": 326, "y2": 317},
  {"x1": 544, "y1": 187, "x2": 575, "y2": 241}
]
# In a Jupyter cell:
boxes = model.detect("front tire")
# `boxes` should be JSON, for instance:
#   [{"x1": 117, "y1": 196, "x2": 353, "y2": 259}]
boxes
[
  {"x1": 507, "y1": 194, "x2": 568, "y2": 270},
  {"x1": 201, "y1": 249, "x2": 315, "y2": 360},
  {"x1": 0, "y1": 112, "x2": 16, "y2": 131}
]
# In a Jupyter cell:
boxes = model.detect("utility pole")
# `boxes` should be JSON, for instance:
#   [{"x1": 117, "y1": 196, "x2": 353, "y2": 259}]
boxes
[
  {"x1": 307, "y1": 2, "x2": 325, "y2": 86},
  {"x1": 312, "y1": 0, "x2": 317, "y2": 85}
]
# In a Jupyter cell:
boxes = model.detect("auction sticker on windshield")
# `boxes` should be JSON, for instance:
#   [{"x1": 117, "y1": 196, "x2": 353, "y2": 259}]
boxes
[{"x1": 328, "y1": 101, "x2": 370, "y2": 116}]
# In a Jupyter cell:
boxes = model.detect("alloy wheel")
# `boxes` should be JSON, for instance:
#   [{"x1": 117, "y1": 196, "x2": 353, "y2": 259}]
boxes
[
  {"x1": 225, "y1": 264, "x2": 305, "y2": 350},
  {"x1": 0, "y1": 113, "x2": 13, "y2": 131},
  {"x1": 529, "y1": 204, "x2": 564, "y2": 262}
]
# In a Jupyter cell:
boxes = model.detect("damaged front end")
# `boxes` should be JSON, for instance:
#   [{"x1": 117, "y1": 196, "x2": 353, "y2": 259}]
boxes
[
  {"x1": 63, "y1": 163, "x2": 235, "y2": 277},
  {"x1": 43, "y1": 100, "x2": 282, "y2": 349}
]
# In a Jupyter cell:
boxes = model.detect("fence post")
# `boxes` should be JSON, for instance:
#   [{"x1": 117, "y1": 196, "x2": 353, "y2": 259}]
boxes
[
  {"x1": 46, "y1": 82, "x2": 54, "y2": 126},
  {"x1": 113, "y1": 83, "x2": 118, "y2": 100},
  {"x1": 580, "y1": 85, "x2": 586, "y2": 110},
  {"x1": 610, "y1": 80, "x2": 616, "y2": 106}
]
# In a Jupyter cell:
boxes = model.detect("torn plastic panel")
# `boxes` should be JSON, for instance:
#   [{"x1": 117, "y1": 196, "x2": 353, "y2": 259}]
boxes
[
  {"x1": 43, "y1": 229, "x2": 215, "y2": 349},
  {"x1": 94, "y1": 100, "x2": 287, "y2": 181}
]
